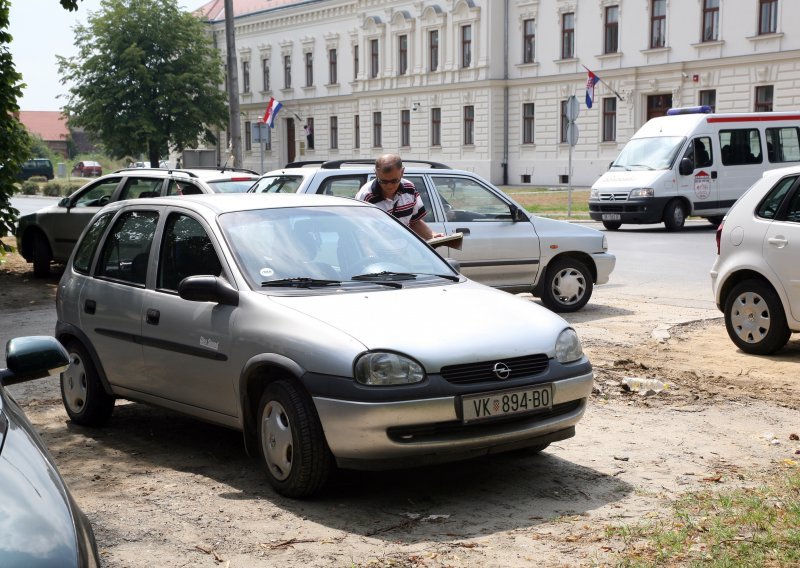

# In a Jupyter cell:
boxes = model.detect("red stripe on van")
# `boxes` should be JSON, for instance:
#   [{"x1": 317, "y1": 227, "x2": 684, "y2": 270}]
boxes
[{"x1": 706, "y1": 115, "x2": 800, "y2": 123}]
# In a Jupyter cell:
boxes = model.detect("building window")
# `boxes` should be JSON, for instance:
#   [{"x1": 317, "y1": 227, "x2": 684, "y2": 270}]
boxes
[
  {"x1": 604, "y1": 6, "x2": 619, "y2": 54},
  {"x1": 699, "y1": 89, "x2": 716, "y2": 112},
  {"x1": 523, "y1": 19, "x2": 535, "y2": 63},
  {"x1": 305, "y1": 52, "x2": 313, "y2": 87},
  {"x1": 522, "y1": 103, "x2": 535, "y2": 144},
  {"x1": 647, "y1": 94, "x2": 672, "y2": 120},
  {"x1": 461, "y1": 25, "x2": 472, "y2": 68},
  {"x1": 242, "y1": 60, "x2": 250, "y2": 93},
  {"x1": 429, "y1": 30, "x2": 439, "y2": 72},
  {"x1": 561, "y1": 12, "x2": 574, "y2": 59},
  {"x1": 602, "y1": 98, "x2": 616, "y2": 142},
  {"x1": 560, "y1": 100, "x2": 568, "y2": 143},
  {"x1": 759, "y1": 0, "x2": 778, "y2": 34},
  {"x1": 262, "y1": 58, "x2": 270, "y2": 91},
  {"x1": 372, "y1": 112, "x2": 382, "y2": 147},
  {"x1": 431, "y1": 107, "x2": 441, "y2": 146},
  {"x1": 370, "y1": 39, "x2": 379, "y2": 78},
  {"x1": 650, "y1": 0, "x2": 666, "y2": 48},
  {"x1": 328, "y1": 48, "x2": 337, "y2": 84},
  {"x1": 353, "y1": 44, "x2": 359, "y2": 80},
  {"x1": 354, "y1": 115, "x2": 360, "y2": 149},
  {"x1": 463, "y1": 105, "x2": 474, "y2": 145},
  {"x1": 330, "y1": 116, "x2": 338, "y2": 149},
  {"x1": 401, "y1": 109, "x2": 411, "y2": 147},
  {"x1": 398, "y1": 34, "x2": 408, "y2": 75},
  {"x1": 755, "y1": 85, "x2": 774, "y2": 112},
  {"x1": 244, "y1": 121, "x2": 251, "y2": 151},
  {"x1": 283, "y1": 55, "x2": 291, "y2": 88},
  {"x1": 702, "y1": 0, "x2": 719, "y2": 42}
]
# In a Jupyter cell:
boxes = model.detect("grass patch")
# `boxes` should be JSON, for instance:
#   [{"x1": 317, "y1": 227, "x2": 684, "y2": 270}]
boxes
[
  {"x1": 500, "y1": 187, "x2": 591, "y2": 218},
  {"x1": 606, "y1": 466, "x2": 800, "y2": 566}
]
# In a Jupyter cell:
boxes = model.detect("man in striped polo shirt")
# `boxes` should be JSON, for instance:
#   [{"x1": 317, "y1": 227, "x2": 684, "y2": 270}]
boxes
[{"x1": 355, "y1": 154, "x2": 440, "y2": 240}]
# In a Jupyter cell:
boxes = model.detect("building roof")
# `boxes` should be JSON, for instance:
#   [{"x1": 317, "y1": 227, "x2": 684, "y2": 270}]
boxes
[
  {"x1": 18, "y1": 111, "x2": 70, "y2": 142},
  {"x1": 195, "y1": 0, "x2": 307, "y2": 21}
]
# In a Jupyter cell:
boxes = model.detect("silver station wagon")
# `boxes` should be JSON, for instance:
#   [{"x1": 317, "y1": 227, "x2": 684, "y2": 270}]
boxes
[{"x1": 56, "y1": 194, "x2": 593, "y2": 497}]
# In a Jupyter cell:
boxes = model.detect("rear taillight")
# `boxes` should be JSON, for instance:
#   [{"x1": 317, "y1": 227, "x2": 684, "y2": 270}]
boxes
[{"x1": 715, "y1": 221, "x2": 724, "y2": 255}]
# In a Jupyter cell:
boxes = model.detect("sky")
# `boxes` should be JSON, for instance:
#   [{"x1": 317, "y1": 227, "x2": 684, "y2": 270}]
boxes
[{"x1": 9, "y1": 0, "x2": 209, "y2": 111}]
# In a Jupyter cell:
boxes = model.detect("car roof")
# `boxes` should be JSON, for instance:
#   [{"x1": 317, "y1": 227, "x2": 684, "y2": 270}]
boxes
[{"x1": 109, "y1": 192, "x2": 370, "y2": 214}]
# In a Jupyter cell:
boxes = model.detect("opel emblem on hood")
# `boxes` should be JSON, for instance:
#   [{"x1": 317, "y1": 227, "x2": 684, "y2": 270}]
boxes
[{"x1": 493, "y1": 362, "x2": 511, "y2": 380}]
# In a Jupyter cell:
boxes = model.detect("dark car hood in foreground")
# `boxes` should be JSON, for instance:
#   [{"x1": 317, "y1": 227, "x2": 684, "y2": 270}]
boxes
[{"x1": 0, "y1": 389, "x2": 99, "y2": 568}]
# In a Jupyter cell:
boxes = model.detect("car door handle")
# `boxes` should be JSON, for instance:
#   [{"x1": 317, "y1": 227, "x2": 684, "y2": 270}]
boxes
[
  {"x1": 84, "y1": 299, "x2": 96, "y2": 314},
  {"x1": 455, "y1": 228, "x2": 471, "y2": 236},
  {"x1": 146, "y1": 309, "x2": 160, "y2": 325},
  {"x1": 767, "y1": 236, "x2": 788, "y2": 248}
]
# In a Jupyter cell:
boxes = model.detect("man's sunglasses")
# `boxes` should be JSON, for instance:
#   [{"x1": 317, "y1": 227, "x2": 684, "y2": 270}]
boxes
[{"x1": 376, "y1": 177, "x2": 401, "y2": 185}]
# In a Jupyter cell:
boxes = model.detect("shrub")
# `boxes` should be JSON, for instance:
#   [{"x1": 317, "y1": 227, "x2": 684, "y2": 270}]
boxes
[
  {"x1": 28, "y1": 175, "x2": 48, "y2": 183},
  {"x1": 43, "y1": 181, "x2": 66, "y2": 197},
  {"x1": 21, "y1": 181, "x2": 39, "y2": 195}
]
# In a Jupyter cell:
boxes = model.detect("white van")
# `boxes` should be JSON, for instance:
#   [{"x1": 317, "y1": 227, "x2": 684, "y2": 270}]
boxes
[{"x1": 588, "y1": 107, "x2": 800, "y2": 231}]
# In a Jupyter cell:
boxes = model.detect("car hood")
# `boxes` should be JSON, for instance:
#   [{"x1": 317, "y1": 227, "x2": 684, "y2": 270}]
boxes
[
  {"x1": 592, "y1": 169, "x2": 668, "y2": 191},
  {"x1": 269, "y1": 281, "x2": 570, "y2": 368},
  {"x1": 0, "y1": 391, "x2": 97, "y2": 567},
  {"x1": 531, "y1": 215, "x2": 607, "y2": 244}
]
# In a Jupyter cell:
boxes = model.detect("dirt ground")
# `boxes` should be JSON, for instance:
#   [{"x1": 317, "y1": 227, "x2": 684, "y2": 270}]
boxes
[{"x1": 2, "y1": 243, "x2": 799, "y2": 567}]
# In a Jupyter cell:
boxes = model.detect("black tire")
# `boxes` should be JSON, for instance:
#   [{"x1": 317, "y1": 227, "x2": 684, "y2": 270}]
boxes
[
  {"x1": 60, "y1": 340, "x2": 115, "y2": 426},
  {"x1": 257, "y1": 380, "x2": 333, "y2": 498},
  {"x1": 541, "y1": 257, "x2": 593, "y2": 313},
  {"x1": 663, "y1": 200, "x2": 687, "y2": 231},
  {"x1": 707, "y1": 215, "x2": 724, "y2": 228},
  {"x1": 602, "y1": 220, "x2": 622, "y2": 231},
  {"x1": 723, "y1": 279, "x2": 791, "y2": 355},
  {"x1": 32, "y1": 232, "x2": 51, "y2": 278}
]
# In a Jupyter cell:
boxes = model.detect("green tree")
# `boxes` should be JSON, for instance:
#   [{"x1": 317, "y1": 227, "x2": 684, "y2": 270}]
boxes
[
  {"x1": 58, "y1": 0, "x2": 227, "y2": 167},
  {"x1": 0, "y1": 0, "x2": 32, "y2": 242}
]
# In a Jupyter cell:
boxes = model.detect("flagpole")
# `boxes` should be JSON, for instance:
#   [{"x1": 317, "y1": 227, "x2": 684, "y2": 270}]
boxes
[{"x1": 582, "y1": 64, "x2": 624, "y2": 102}]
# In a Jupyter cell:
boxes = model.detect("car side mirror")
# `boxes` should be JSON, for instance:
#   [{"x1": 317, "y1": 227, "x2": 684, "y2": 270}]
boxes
[
  {"x1": 178, "y1": 276, "x2": 239, "y2": 306},
  {"x1": 0, "y1": 336, "x2": 70, "y2": 387},
  {"x1": 678, "y1": 158, "x2": 694, "y2": 176},
  {"x1": 513, "y1": 206, "x2": 528, "y2": 222},
  {"x1": 58, "y1": 197, "x2": 70, "y2": 209}
]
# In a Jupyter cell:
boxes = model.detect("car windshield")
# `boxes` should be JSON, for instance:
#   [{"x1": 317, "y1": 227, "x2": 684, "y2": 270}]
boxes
[
  {"x1": 208, "y1": 179, "x2": 260, "y2": 193},
  {"x1": 249, "y1": 175, "x2": 304, "y2": 193},
  {"x1": 610, "y1": 136, "x2": 685, "y2": 171},
  {"x1": 218, "y1": 205, "x2": 455, "y2": 290}
]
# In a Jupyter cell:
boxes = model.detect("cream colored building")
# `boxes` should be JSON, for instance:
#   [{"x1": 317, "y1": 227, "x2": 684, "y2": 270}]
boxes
[{"x1": 198, "y1": 0, "x2": 800, "y2": 186}]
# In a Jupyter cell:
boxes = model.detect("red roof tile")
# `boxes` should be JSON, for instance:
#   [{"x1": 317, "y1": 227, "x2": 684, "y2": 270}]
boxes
[{"x1": 18, "y1": 111, "x2": 70, "y2": 142}]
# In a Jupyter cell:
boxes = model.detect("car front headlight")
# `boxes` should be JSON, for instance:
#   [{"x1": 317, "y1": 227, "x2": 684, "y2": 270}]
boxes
[
  {"x1": 589, "y1": 188, "x2": 599, "y2": 200},
  {"x1": 354, "y1": 352, "x2": 426, "y2": 386},
  {"x1": 629, "y1": 187, "x2": 654, "y2": 198},
  {"x1": 555, "y1": 328, "x2": 583, "y2": 363}
]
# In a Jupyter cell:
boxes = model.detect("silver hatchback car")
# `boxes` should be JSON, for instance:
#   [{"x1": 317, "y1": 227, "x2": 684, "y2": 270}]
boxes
[{"x1": 57, "y1": 194, "x2": 593, "y2": 497}]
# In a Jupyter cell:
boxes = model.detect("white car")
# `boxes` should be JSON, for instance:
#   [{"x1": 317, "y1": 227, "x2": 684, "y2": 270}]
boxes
[
  {"x1": 710, "y1": 165, "x2": 800, "y2": 354},
  {"x1": 250, "y1": 160, "x2": 616, "y2": 312}
]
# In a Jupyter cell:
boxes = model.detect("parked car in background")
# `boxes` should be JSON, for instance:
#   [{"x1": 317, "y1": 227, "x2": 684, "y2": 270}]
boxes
[
  {"x1": 711, "y1": 165, "x2": 800, "y2": 354},
  {"x1": 250, "y1": 160, "x2": 616, "y2": 312},
  {"x1": 16, "y1": 167, "x2": 259, "y2": 277},
  {"x1": 71, "y1": 160, "x2": 103, "y2": 177},
  {"x1": 17, "y1": 158, "x2": 54, "y2": 180},
  {"x1": 56, "y1": 194, "x2": 594, "y2": 497},
  {"x1": 1, "y1": 336, "x2": 100, "y2": 567}
]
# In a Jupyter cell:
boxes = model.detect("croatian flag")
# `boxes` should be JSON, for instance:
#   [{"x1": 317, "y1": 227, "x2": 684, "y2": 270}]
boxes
[
  {"x1": 585, "y1": 70, "x2": 600, "y2": 109},
  {"x1": 262, "y1": 97, "x2": 283, "y2": 128}
]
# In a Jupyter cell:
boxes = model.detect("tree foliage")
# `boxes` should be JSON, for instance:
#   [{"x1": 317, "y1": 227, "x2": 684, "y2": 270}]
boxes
[
  {"x1": 58, "y1": 0, "x2": 227, "y2": 167},
  {"x1": 0, "y1": 0, "x2": 32, "y2": 241}
]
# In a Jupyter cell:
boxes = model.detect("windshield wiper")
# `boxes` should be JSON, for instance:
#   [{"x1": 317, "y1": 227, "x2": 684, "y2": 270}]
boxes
[
  {"x1": 352, "y1": 271, "x2": 461, "y2": 283},
  {"x1": 262, "y1": 277, "x2": 341, "y2": 288}
]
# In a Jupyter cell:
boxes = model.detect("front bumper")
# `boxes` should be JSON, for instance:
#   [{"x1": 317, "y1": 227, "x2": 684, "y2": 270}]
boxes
[
  {"x1": 592, "y1": 252, "x2": 616, "y2": 285},
  {"x1": 589, "y1": 197, "x2": 671, "y2": 225},
  {"x1": 313, "y1": 371, "x2": 593, "y2": 469}
]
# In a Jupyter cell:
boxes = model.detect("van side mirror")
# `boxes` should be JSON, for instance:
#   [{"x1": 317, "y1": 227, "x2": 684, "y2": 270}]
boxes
[{"x1": 678, "y1": 158, "x2": 694, "y2": 176}]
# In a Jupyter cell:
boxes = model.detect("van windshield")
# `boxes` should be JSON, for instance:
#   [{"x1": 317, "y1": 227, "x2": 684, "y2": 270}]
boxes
[{"x1": 611, "y1": 136, "x2": 685, "y2": 171}]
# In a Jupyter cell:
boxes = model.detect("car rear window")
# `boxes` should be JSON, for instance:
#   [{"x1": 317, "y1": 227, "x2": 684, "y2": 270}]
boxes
[{"x1": 207, "y1": 178, "x2": 259, "y2": 193}]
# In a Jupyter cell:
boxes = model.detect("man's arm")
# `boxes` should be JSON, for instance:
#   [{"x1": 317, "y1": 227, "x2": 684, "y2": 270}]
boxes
[{"x1": 409, "y1": 219, "x2": 436, "y2": 240}]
